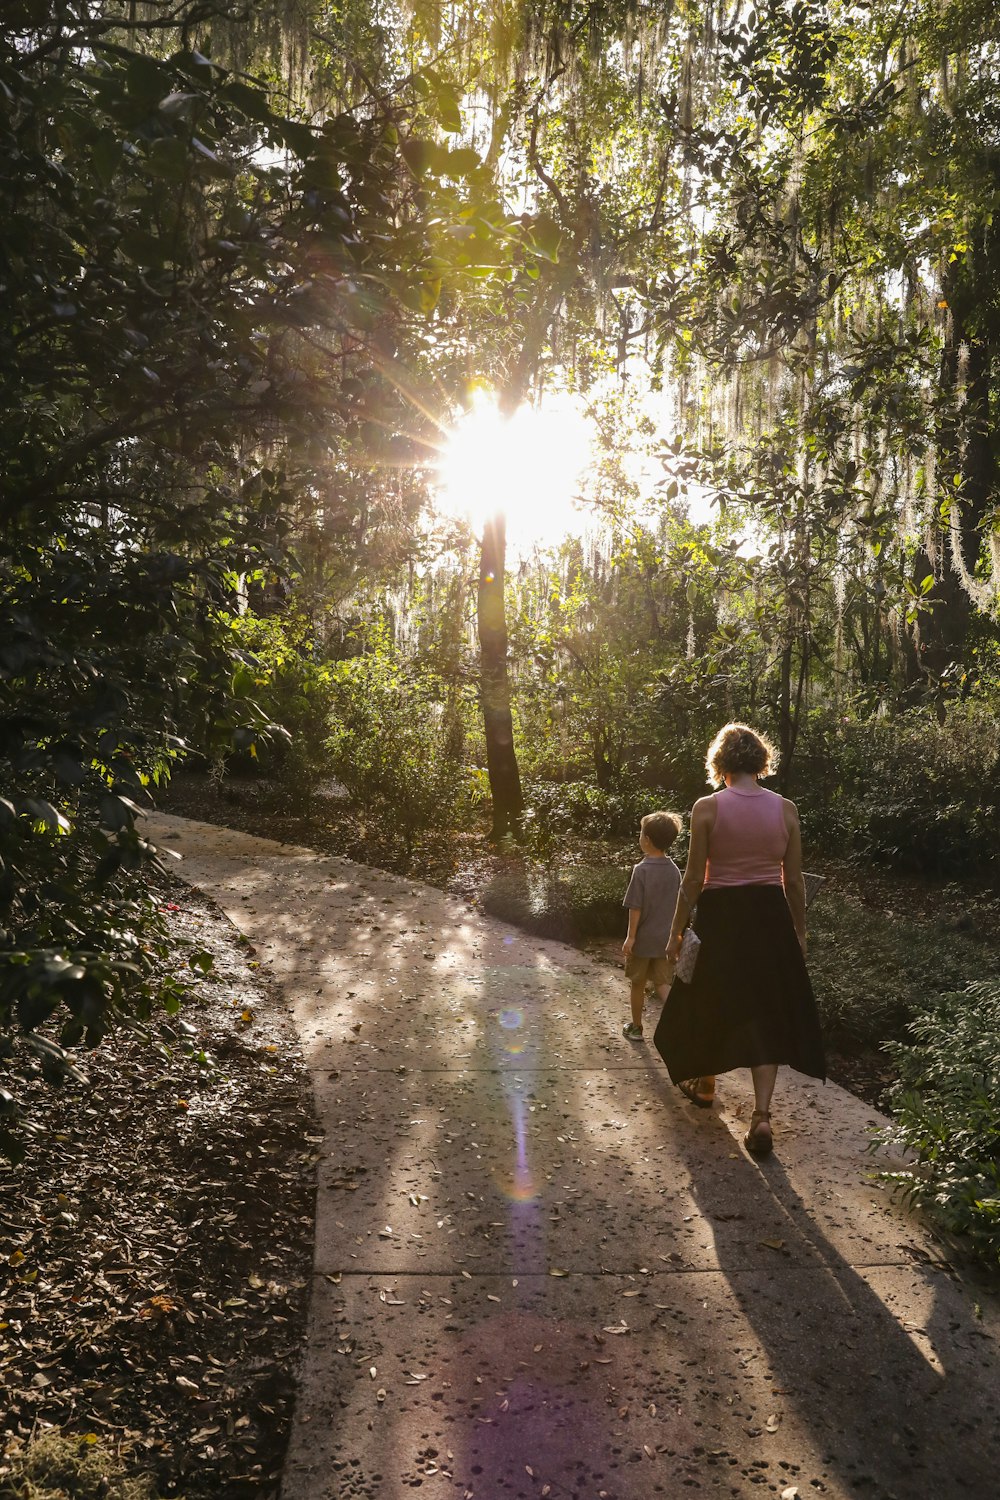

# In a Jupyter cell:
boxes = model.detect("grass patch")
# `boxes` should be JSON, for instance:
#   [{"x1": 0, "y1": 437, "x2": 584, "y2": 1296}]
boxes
[{"x1": 0, "y1": 1434, "x2": 165, "y2": 1500}]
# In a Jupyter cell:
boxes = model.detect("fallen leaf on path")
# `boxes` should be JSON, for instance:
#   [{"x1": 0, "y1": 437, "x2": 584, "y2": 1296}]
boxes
[
  {"x1": 765, "y1": 1413, "x2": 781, "y2": 1432},
  {"x1": 601, "y1": 1322, "x2": 630, "y2": 1335},
  {"x1": 548, "y1": 1268, "x2": 569, "y2": 1277}
]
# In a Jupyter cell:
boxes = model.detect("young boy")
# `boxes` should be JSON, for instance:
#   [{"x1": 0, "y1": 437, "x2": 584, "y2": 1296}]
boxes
[{"x1": 621, "y1": 810, "x2": 682, "y2": 1040}]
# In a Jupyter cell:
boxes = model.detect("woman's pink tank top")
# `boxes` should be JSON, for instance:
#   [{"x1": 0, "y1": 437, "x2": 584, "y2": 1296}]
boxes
[{"x1": 704, "y1": 785, "x2": 788, "y2": 888}]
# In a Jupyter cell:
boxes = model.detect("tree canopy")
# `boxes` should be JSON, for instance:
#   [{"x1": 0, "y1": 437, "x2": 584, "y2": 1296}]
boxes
[{"x1": 5, "y1": 0, "x2": 1000, "y2": 1151}]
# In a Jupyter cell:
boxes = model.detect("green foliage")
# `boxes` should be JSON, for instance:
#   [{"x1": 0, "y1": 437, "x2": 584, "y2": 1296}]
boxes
[
  {"x1": 0, "y1": 1432, "x2": 164, "y2": 1500},
  {"x1": 875, "y1": 981, "x2": 1000, "y2": 1267},
  {"x1": 225, "y1": 611, "x2": 335, "y2": 788},
  {"x1": 521, "y1": 776, "x2": 664, "y2": 848},
  {"x1": 794, "y1": 704, "x2": 1000, "y2": 872},
  {"x1": 326, "y1": 626, "x2": 472, "y2": 851},
  {"x1": 481, "y1": 863, "x2": 626, "y2": 941},
  {"x1": 806, "y1": 880, "x2": 997, "y2": 1054},
  {"x1": 0, "y1": 522, "x2": 231, "y2": 1159},
  {"x1": 507, "y1": 519, "x2": 727, "y2": 798}
]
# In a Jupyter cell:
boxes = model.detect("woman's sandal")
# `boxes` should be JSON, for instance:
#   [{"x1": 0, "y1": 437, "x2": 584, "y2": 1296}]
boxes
[
  {"x1": 678, "y1": 1078, "x2": 715, "y2": 1109},
  {"x1": 743, "y1": 1110, "x2": 773, "y2": 1157}
]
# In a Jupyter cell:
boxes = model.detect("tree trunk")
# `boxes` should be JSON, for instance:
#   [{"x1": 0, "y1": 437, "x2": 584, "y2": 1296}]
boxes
[
  {"x1": 915, "y1": 246, "x2": 998, "y2": 682},
  {"x1": 478, "y1": 511, "x2": 523, "y2": 838},
  {"x1": 472, "y1": 256, "x2": 573, "y2": 840},
  {"x1": 776, "y1": 633, "x2": 808, "y2": 793}
]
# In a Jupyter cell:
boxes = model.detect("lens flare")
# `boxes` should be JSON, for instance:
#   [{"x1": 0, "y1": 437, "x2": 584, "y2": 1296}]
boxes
[
  {"x1": 501, "y1": 1167, "x2": 538, "y2": 1202},
  {"x1": 493, "y1": 1088, "x2": 539, "y2": 1202}
]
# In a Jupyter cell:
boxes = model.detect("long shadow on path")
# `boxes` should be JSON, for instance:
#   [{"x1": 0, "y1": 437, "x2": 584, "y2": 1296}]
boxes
[
  {"x1": 146, "y1": 817, "x2": 1000, "y2": 1500},
  {"x1": 636, "y1": 1049, "x2": 1000, "y2": 1499}
]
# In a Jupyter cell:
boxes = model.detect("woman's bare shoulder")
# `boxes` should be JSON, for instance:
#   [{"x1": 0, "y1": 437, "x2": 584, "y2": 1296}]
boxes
[{"x1": 691, "y1": 794, "x2": 718, "y2": 822}]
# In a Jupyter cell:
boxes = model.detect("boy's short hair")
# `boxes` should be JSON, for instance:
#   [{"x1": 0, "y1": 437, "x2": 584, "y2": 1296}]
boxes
[
  {"x1": 705, "y1": 722, "x2": 778, "y2": 787},
  {"x1": 641, "y1": 810, "x2": 681, "y2": 852}
]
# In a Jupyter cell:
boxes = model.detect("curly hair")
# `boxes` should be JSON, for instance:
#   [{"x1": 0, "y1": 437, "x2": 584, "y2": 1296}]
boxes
[
  {"x1": 640, "y1": 809, "x2": 682, "y2": 852},
  {"x1": 705, "y1": 722, "x2": 778, "y2": 787}
]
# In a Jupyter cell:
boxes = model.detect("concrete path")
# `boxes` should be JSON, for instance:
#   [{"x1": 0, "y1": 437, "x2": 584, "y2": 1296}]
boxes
[{"x1": 147, "y1": 814, "x2": 1000, "y2": 1500}]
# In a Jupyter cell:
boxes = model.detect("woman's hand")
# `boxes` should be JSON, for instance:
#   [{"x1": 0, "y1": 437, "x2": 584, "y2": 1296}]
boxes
[{"x1": 666, "y1": 931, "x2": 683, "y2": 963}]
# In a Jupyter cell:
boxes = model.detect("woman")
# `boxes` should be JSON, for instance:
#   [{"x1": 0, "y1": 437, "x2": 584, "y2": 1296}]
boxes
[{"x1": 654, "y1": 723, "x2": 825, "y2": 1156}]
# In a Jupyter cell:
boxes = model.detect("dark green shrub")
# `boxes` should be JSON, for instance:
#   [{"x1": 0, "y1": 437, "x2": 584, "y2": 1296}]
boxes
[
  {"x1": 874, "y1": 981, "x2": 1000, "y2": 1267},
  {"x1": 326, "y1": 630, "x2": 471, "y2": 850},
  {"x1": 793, "y1": 704, "x2": 1000, "y2": 873},
  {"x1": 482, "y1": 863, "x2": 625, "y2": 940},
  {"x1": 522, "y1": 776, "x2": 675, "y2": 846},
  {"x1": 227, "y1": 612, "x2": 335, "y2": 789}
]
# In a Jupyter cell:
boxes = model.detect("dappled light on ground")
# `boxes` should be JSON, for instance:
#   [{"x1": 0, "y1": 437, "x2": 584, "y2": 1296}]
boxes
[{"x1": 147, "y1": 814, "x2": 1000, "y2": 1500}]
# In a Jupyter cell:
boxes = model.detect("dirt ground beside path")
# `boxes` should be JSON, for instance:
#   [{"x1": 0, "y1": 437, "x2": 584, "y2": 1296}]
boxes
[
  {"x1": 1, "y1": 876, "x2": 315, "y2": 1500},
  {"x1": 148, "y1": 812, "x2": 1000, "y2": 1500}
]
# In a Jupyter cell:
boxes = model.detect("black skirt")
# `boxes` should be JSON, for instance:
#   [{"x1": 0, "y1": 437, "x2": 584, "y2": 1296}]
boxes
[{"x1": 653, "y1": 884, "x2": 826, "y2": 1083}]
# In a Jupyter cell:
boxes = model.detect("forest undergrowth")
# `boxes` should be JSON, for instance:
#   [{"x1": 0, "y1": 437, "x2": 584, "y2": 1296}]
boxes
[{"x1": 0, "y1": 876, "x2": 315, "y2": 1500}]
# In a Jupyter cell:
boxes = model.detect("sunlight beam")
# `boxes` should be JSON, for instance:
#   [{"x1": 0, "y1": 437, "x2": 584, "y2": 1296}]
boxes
[{"x1": 435, "y1": 390, "x2": 592, "y2": 555}]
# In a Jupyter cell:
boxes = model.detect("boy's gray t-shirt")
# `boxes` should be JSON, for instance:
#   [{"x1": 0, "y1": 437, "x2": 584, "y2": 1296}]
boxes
[{"x1": 623, "y1": 856, "x2": 681, "y2": 956}]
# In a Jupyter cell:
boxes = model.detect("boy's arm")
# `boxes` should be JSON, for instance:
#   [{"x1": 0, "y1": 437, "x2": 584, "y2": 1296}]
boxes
[{"x1": 622, "y1": 907, "x2": 641, "y2": 957}]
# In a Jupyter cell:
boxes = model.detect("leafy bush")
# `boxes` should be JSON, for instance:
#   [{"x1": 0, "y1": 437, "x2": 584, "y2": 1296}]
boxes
[
  {"x1": 225, "y1": 611, "x2": 335, "y2": 789},
  {"x1": 805, "y1": 883, "x2": 997, "y2": 1054},
  {"x1": 522, "y1": 776, "x2": 673, "y2": 847},
  {"x1": 874, "y1": 981, "x2": 1000, "y2": 1267},
  {"x1": 482, "y1": 863, "x2": 625, "y2": 940},
  {"x1": 0, "y1": 531, "x2": 224, "y2": 1160},
  {"x1": 794, "y1": 704, "x2": 1000, "y2": 873},
  {"x1": 326, "y1": 631, "x2": 472, "y2": 851}
]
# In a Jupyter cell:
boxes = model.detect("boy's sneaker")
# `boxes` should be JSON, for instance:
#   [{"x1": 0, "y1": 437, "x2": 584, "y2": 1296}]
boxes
[{"x1": 622, "y1": 1021, "x2": 644, "y2": 1040}]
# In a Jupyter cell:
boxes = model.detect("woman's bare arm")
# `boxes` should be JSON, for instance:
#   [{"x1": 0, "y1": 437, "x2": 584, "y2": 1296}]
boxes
[
  {"x1": 667, "y1": 797, "x2": 715, "y2": 959},
  {"x1": 781, "y1": 799, "x2": 807, "y2": 953}
]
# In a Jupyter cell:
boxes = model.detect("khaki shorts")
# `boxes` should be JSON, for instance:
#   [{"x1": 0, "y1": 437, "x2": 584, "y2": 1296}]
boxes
[{"x1": 625, "y1": 953, "x2": 673, "y2": 987}]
